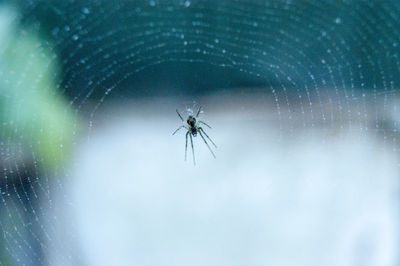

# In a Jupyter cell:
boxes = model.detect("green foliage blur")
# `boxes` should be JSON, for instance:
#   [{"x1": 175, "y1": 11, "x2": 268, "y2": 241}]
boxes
[{"x1": 0, "y1": 5, "x2": 76, "y2": 170}]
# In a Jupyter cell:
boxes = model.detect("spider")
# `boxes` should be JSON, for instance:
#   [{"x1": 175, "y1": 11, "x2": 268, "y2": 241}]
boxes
[{"x1": 172, "y1": 106, "x2": 217, "y2": 165}]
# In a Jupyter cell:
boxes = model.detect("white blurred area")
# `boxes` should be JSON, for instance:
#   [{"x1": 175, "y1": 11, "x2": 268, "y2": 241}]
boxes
[{"x1": 50, "y1": 92, "x2": 399, "y2": 266}]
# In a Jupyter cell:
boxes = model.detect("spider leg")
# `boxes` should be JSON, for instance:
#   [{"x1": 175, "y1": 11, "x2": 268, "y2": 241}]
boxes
[
  {"x1": 196, "y1": 106, "x2": 203, "y2": 117},
  {"x1": 198, "y1": 121, "x2": 212, "y2": 129},
  {"x1": 172, "y1": 125, "x2": 185, "y2": 135},
  {"x1": 176, "y1": 109, "x2": 184, "y2": 121},
  {"x1": 199, "y1": 127, "x2": 217, "y2": 149},
  {"x1": 189, "y1": 133, "x2": 196, "y2": 165},
  {"x1": 185, "y1": 131, "x2": 189, "y2": 161},
  {"x1": 198, "y1": 128, "x2": 216, "y2": 158}
]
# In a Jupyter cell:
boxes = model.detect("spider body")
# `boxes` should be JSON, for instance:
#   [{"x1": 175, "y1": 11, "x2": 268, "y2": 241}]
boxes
[
  {"x1": 187, "y1": 116, "x2": 198, "y2": 136},
  {"x1": 173, "y1": 106, "x2": 217, "y2": 165},
  {"x1": 187, "y1": 116, "x2": 196, "y2": 127}
]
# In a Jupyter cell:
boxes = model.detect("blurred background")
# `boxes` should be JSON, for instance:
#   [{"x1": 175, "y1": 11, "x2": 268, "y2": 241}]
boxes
[{"x1": 0, "y1": 0, "x2": 400, "y2": 265}]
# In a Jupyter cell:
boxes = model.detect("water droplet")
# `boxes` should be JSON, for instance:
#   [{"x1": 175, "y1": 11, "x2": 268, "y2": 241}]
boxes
[
  {"x1": 334, "y1": 17, "x2": 342, "y2": 24},
  {"x1": 149, "y1": 0, "x2": 156, "y2": 6},
  {"x1": 184, "y1": 0, "x2": 191, "y2": 7},
  {"x1": 82, "y1": 7, "x2": 90, "y2": 14},
  {"x1": 72, "y1": 34, "x2": 79, "y2": 41}
]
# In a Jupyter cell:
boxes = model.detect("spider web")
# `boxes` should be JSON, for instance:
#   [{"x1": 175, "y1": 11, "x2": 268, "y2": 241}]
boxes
[{"x1": 0, "y1": 0, "x2": 400, "y2": 265}]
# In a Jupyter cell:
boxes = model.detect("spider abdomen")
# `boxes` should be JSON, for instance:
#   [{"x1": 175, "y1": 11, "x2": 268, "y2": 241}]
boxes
[{"x1": 191, "y1": 127, "x2": 198, "y2": 136}]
